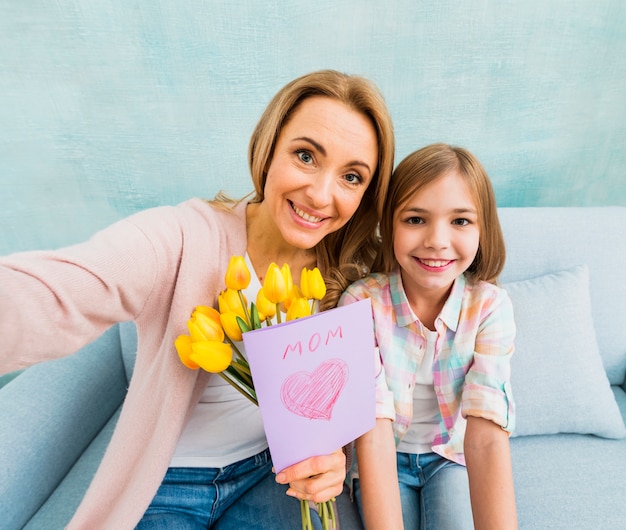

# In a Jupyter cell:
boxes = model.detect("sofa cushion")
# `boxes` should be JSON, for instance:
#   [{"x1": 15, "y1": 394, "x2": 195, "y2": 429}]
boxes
[
  {"x1": 498, "y1": 206, "x2": 626, "y2": 385},
  {"x1": 504, "y1": 265, "x2": 626, "y2": 438},
  {"x1": 23, "y1": 409, "x2": 121, "y2": 529},
  {"x1": 510, "y1": 395, "x2": 626, "y2": 530},
  {"x1": 0, "y1": 325, "x2": 127, "y2": 530}
]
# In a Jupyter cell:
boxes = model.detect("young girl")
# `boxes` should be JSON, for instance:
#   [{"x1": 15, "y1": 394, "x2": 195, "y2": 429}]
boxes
[{"x1": 340, "y1": 143, "x2": 517, "y2": 529}]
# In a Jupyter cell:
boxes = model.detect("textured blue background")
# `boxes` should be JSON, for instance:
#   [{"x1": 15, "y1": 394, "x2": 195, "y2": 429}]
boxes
[{"x1": 1, "y1": 0, "x2": 625, "y2": 253}]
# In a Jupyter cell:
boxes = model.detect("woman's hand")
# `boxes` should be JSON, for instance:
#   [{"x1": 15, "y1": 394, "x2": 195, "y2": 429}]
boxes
[{"x1": 274, "y1": 448, "x2": 346, "y2": 503}]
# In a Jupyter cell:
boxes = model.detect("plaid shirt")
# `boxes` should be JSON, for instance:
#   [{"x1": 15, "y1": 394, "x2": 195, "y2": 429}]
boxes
[{"x1": 340, "y1": 270, "x2": 515, "y2": 465}]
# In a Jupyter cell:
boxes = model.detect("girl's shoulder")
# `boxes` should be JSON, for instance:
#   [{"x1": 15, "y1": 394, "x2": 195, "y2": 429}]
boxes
[
  {"x1": 340, "y1": 271, "x2": 393, "y2": 306},
  {"x1": 462, "y1": 278, "x2": 513, "y2": 312},
  {"x1": 346, "y1": 271, "x2": 391, "y2": 294}
]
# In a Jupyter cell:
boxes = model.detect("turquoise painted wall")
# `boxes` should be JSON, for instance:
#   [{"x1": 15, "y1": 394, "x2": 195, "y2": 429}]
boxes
[{"x1": 1, "y1": 0, "x2": 625, "y2": 254}]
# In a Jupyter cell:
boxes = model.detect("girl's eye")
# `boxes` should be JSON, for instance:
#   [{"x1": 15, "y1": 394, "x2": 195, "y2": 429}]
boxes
[
  {"x1": 344, "y1": 173, "x2": 363, "y2": 185},
  {"x1": 406, "y1": 216, "x2": 424, "y2": 225},
  {"x1": 296, "y1": 150, "x2": 314, "y2": 164},
  {"x1": 452, "y1": 218, "x2": 470, "y2": 226}
]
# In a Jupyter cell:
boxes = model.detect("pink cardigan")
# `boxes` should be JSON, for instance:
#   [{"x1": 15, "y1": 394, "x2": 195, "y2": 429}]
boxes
[{"x1": 0, "y1": 198, "x2": 248, "y2": 528}]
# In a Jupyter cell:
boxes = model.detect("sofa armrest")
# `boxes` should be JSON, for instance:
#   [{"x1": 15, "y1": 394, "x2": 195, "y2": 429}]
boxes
[{"x1": 0, "y1": 325, "x2": 128, "y2": 530}]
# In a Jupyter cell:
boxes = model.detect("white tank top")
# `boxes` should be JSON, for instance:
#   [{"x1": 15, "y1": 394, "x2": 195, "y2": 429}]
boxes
[{"x1": 396, "y1": 327, "x2": 441, "y2": 454}]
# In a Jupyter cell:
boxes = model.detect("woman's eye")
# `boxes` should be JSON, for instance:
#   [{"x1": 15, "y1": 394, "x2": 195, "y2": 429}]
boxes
[
  {"x1": 296, "y1": 150, "x2": 313, "y2": 164},
  {"x1": 344, "y1": 173, "x2": 363, "y2": 185}
]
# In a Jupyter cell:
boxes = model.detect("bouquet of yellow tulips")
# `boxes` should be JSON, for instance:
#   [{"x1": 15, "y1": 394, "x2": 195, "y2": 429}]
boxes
[{"x1": 175, "y1": 256, "x2": 337, "y2": 530}]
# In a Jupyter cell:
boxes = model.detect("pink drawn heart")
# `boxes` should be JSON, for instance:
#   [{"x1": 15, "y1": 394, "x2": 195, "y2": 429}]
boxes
[{"x1": 280, "y1": 359, "x2": 349, "y2": 421}]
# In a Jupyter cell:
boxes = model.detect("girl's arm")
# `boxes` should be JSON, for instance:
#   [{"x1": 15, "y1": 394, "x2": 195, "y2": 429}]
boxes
[
  {"x1": 356, "y1": 418, "x2": 403, "y2": 530},
  {"x1": 464, "y1": 415, "x2": 518, "y2": 530}
]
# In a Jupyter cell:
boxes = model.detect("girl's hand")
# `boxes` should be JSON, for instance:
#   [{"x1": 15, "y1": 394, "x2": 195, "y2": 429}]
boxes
[{"x1": 274, "y1": 448, "x2": 346, "y2": 503}]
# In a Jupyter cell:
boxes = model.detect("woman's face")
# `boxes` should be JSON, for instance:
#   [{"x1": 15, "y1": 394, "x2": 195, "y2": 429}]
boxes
[{"x1": 262, "y1": 96, "x2": 378, "y2": 250}]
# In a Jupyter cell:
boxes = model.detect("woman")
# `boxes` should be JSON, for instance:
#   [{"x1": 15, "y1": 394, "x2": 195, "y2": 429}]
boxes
[{"x1": 0, "y1": 70, "x2": 394, "y2": 529}]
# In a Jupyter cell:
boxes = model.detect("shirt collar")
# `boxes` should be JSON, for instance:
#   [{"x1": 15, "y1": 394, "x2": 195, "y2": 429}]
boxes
[{"x1": 389, "y1": 269, "x2": 466, "y2": 332}]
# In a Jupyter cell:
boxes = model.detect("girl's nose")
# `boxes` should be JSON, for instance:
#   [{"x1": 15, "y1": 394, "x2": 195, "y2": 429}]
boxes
[{"x1": 424, "y1": 223, "x2": 450, "y2": 250}]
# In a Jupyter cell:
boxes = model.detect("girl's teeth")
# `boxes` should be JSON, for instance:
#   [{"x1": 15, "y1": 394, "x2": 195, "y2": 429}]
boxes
[
  {"x1": 292, "y1": 204, "x2": 323, "y2": 223},
  {"x1": 421, "y1": 259, "x2": 449, "y2": 267}
]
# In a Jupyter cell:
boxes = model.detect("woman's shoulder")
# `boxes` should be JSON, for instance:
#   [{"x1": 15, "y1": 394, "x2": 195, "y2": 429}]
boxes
[
  {"x1": 125, "y1": 198, "x2": 247, "y2": 237},
  {"x1": 177, "y1": 197, "x2": 247, "y2": 224}
]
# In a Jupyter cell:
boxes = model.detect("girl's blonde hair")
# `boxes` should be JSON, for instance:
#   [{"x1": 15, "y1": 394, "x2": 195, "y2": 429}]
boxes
[
  {"x1": 374, "y1": 143, "x2": 505, "y2": 284},
  {"x1": 214, "y1": 70, "x2": 395, "y2": 308}
]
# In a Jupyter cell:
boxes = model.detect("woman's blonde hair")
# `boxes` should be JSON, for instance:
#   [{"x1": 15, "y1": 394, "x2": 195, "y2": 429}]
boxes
[
  {"x1": 215, "y1": 70, "x2": 395, "y2": 308},
  {"x1": 374, "y1": 143, "x2": 505, "y2": 284}
]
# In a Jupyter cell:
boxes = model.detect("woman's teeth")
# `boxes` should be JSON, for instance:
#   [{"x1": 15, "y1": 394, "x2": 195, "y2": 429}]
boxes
[{"x1": 292, "y1": 204, "x2": 323, "y2": 223}]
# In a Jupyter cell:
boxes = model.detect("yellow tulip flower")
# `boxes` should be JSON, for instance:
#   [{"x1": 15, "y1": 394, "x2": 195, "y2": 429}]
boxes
[
  {"x1": 286, "y1": 296, "x2": 312, "y2": 321},
  {"x1": 174, "y1": 335, "x2": 199, "y2": 370},
  {"x1": 189, "y1": 340, "x2": 233, "y2": 373},
  {"x1": 224, "y1": 255, "x2": 251, "y2": 291},
  {"x1": 218, "y1": 288, "x2": 248, "y2": 321},
  {"x1": 262, "y1": 263, "x2": 287, "y2": 304},
  {"x1": 256, "y1": 288, "x2": 276, "y2": 319},
  {"x1": 281, "y1": 285, "x2": 302, "y2": 313},
  {"x1": 192, "y1": 305, "x2": 221, "y2": 326},
  {"x1": 281, "y1": 263, "x2": 293, "y2": 296},
  {"x1": 220, "y1": 312, "x2": 243, "y2": 342},
  {"x1": 307, "y1": 267, "x2": 327, "y2": 300},
  {"x1": 188, "y1": 311, "x2": 224, "y2": 343},
  {"x1": 300, "y1": 267, "x2": 310, "y2": 299}
]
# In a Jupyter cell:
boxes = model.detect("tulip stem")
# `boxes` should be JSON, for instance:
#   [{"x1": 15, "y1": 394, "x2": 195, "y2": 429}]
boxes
[
  {"x1": 237, "y1": 290, "x2": 252, "y2": 328},
  {"x1": 218, "y1": 371, "x2": 257, "y2": 405},
  {"x1": 318, "y1": 499, "x2": 337, "y2": 530},
  {"x1": 229, "y1": 360, "x2": 253, "y2": 386},
  {"x1": 275, "y1": 303, "x2": 282, "y2": 324},
  {"x1": 301, "y1": 499, "x2": 313, "y2": 530},
  {"x1": 225, "y1": 335, "x2": 247, "y2": 365}
]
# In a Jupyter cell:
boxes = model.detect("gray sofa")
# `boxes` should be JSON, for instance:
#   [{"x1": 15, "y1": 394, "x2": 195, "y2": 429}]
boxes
[{"x1": 1, "y1": 206, "x2": 625, "y2": 529}]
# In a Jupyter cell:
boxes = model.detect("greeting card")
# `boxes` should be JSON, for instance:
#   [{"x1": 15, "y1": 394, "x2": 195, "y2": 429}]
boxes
[{"x1": 243, "y1": 298, "x2": 376, "y2": 472}]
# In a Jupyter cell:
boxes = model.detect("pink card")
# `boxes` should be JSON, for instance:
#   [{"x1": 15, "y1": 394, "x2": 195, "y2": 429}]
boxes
[{"x1": 243, "y1": 298, "x2": 376, "y2": 472}]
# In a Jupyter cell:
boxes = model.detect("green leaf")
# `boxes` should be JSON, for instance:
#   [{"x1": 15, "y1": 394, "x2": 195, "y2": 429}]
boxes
[
  {"x1": 251, "y1": 303, "x2": 262, "y2": 329},
  {"x1": 236, "y1": 315, "x2": 251, "y2": 333}
]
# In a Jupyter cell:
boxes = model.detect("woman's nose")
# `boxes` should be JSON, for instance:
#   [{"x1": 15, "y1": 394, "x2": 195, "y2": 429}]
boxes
[{"x1": 305, "y1": 172, "x2": 333, "y2": 208}]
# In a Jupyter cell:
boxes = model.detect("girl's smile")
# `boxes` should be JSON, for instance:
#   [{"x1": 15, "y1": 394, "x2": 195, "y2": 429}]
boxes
[
  {"x1": 414, "y1": 258, "x2": 456, "y2": 272},
  {"x1": 393, "y1": 170, "x2": 480, "y2": 310}
]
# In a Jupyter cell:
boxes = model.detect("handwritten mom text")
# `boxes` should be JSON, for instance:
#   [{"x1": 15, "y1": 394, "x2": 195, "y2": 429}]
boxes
[{"x1": 282, "y1": 325, "x2": 343, "y2": 359}]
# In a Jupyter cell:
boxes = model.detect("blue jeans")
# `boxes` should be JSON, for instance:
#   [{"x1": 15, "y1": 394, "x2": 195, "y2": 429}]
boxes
[
  {"x1": 136, "y1": 448, "x2": 362, "y2": 529},
  {"x1": 354, "y1": 452, "x2": 473, "y2": 530}
]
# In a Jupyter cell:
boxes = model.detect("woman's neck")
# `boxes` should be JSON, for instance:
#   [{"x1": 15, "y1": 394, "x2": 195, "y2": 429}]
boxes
[{"x1": 246, "y1": 203, "x2": 317, "y2": 283}]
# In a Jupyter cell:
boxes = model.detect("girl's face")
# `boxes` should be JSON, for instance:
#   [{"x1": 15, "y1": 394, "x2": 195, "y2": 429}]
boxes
[
  {"x1": 262, "y1": 96, "x2": 378, "y2": 250},
  {"x1": 393, "y1": 170, "x2": 480, "y2": 304}
]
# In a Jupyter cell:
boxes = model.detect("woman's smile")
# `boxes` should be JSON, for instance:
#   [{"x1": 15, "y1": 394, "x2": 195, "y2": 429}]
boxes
[
  {"x1": 289, "y1": 200, "x2": 327, "y2": 225},
  {"x1": 259, "y1": 95, "x2": 378, "y2": 251}
]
